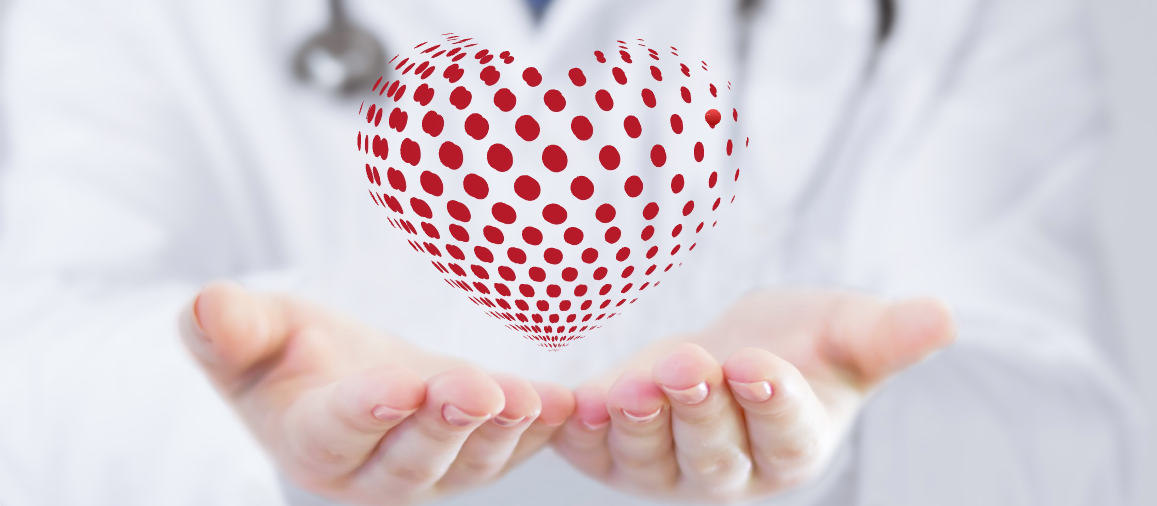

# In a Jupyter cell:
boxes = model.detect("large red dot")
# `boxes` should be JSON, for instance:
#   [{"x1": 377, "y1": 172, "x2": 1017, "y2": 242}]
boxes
[
  {"x1": 542, "y1": 145, "x2": 568, "y2": 172},
  {"x1": 465, "y1": 113, "x2": 489, "y2": 140},
  {"x1": 463, "y1": 173, "x2": 489, "y2": 199},
  {"x1": 582, "y1": 248, "x2": 599, "y2": 263},
  {"x1": 529, "y1": 267, "x2": 547, "y2": 282},
  {"x1": 624, "y1": 116, "x2": 642, "y2": 138},
  {"x1": 595, "y1": 90, "x2": 614, "y2": 111},
  {"x1": 447, "y1": 200, "x2": 471, "y2": 222},
  {"x1": 612, "y1": 67, "x2": 627, "y2": 84},
  {"x1": 544, "y1": 248, "x2": 563, "y2": 265},
  {"x1": 643, "y1": 202, "x2": 659, "y2": 220},
  {"x1": 410, "y1": 197, "x2": 432, "y2": 218},
  {"x1": 492, "y1": 202, "x2": 517, "y2": 224},
  {"x1": 484, "y1": 226, "x2": 504, "y2": 244},
  {"x1": 522, "y1": 226, "x2": 543, "y2": 245},
  {"x1": 624, "y1": 176, "x2": 643, "y2": 197},
  {"x1": 515, "y1": 115, "x2": 540, "y2": 141},
  {"x1": 670, "y1": 114, "x2": 683, "y2": 134},
  {"x1": 599, "y1": 146, "x2": 620, "y2": 170},
  {"x1": 605, "y1": 227, "x2": 621, "y2": 244},
  {"x1": 596, "y1": 203, "x2": 617, "y2": 223},
  {"x1": 693, "y1": 142, "x2": 704, "y2": 162},
  {"x1": 544, "y1": 90, "x2": 566, "y2": 112},
  {"x1": 450, "y1": 86, "x2": 472, "y2": 109},
  {"x1": 439, "y1": 141, "x2": 463, "y2": 169},
  {"x1": 475, "y1": 246, "x2": 495, "y2": 263},
  {"x1": 616, "y1": 247, "x2": 631, "y2": 261},
  {"x1": 488, "y1": 144, "x2": 513, "y2": 172},
  {"x1": 420, "y1": 171, "x2": 443, "y2": 196},
  {"x1": 641, "y1": 88, "x2": 656, "y2": 108},
  {"x1": 682, "y1": 200, "x2": 695, "y2": 216},
  {"x1": 650, "y1": 66, "x2": 662, "y2": 81},
  {"x1": 680, "y1": 86, "x2": 691, "y2": 103},
  {"x1": 400, "y1": 138, "x2": 421, "y2": 165},
  {"x1": 522, "y1": 67, "x2": 542, "y2": 87},
  {"x1": 650, "y1": 145, "x2": 667, "y2": 167},
  {"x1": 564, "y1": 227, "x2": 584, "y2": 245},
  {"x1": 514, "y1": 175, "x2": 541, "y2": 201},
  {"x1": 450, "y1": 224, "x2": 469, "y2": 241},
  {"x1": 671, "y1": 174, "x2": 685, "y2": 193},
  {"x1": 508, "y1": 247, "x2": 527, "y2": 264},
  {"x1": 386, "y1": 168, "x2": 406, "y2": 191},
  {"x1": 423, "y1": 110, "x2": 444, "y2": 137},
  {"x1": 494, "y1": 88, "x2": 517, "y2": 111},
  {"x1": 569, "y1": 68, "x2": 587, "y2": 86},
  {"x1": 562, "y1": 267, "x2": 579, "y2": 281},
  {"x1": 542, "y1": 204, "x2": 567, "y2": 225},
  {"x1": 571, "y1": 116, "x2": 593, "y2": 140},
  {"x1": 571, "y1": 177, "x2": 594, "y2": 200}
]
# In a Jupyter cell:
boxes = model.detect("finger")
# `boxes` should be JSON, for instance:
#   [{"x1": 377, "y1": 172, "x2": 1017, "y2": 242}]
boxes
[
  {"x1": 354, "y1": 366, "x2": 504, "y2": 497},
  {"x1": 723, "y1": 348, "x2": 828, "y2": 488},
  {"x1": 506, "y1": 381, "x2": 575, "y2": 467},
  {"x1": 604, "y1": 370, "x2": 677, "y2": 490},
  {"x1": 437, "y1": 374, "x2": 542, "y2": 490},
  {"x1": 551, "y1": 383, "x2": 613, "y2": 479},
  {"x1": 179, "y1": 280, "x2": 304, "y2": 392},
  {"x1": 821, "y1": 296, "x2": 956, "y2": 385},
  {"x1": 278, "y1": 365, "x2": 426, "y2": 484},
  {"x1": 653, "y1": 344, "x2": 752, "y2": 495}
]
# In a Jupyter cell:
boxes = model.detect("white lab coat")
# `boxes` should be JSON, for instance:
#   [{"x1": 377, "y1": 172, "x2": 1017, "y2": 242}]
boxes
[{"x1": 0, "y1": 0, "x2": 1142, "y2": 505}]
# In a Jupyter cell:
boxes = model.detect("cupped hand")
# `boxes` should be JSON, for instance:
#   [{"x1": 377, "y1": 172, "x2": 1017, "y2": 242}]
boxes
[
  {"x1": 178, "y1": 281, "x2": 575, "y2": 506},
  {"x1": 551, "y1": 289, "x2": 955, "y2": 502}
]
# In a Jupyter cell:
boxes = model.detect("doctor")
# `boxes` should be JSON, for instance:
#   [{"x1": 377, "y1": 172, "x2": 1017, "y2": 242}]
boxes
[{"x1": 0, "y1": 0, "x2": 1140, "y2": 505}]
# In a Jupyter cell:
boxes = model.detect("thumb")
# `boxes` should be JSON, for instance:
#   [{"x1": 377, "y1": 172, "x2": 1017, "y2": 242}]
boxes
[{"x1": 821, "y1": 297, "x2": 956, "y2": 387}]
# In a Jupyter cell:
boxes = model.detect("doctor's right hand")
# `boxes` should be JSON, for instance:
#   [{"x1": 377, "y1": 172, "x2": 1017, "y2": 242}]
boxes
[{"x1": 178, "y1": 281, "x2": 575, "y2": 506}]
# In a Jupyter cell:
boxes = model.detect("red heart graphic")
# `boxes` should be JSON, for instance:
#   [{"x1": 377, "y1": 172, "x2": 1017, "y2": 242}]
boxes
[{"x1": 356, "y1": 35, "x2": 744, "y2": 349}]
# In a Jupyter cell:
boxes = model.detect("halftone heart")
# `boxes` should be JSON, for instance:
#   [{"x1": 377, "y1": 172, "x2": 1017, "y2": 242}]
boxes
[{"x1": 357, "y1": 34, "x2": 745, "y2": 350}]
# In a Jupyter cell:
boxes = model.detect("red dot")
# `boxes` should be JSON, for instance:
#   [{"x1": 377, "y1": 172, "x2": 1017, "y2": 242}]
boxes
[
  {"x1": 450, "y1": 86, "x2": 472, "y2": 109},
  {"x1": 624, "y1": 176, "x2": 643, "y2": 197},
  {"x1": 680, "y1": 86, "x2": 691, "y2": 103},
  {"x1": 544, "y1": 248, "x2": 563, "y2": 265},
  {"x1": 444, "y1": 63, "x2": 464, "y2": 82},
  {"x1": 593, "y1": 267, "x2": 607, "y2": 280},
  {"x1": 508, "y1": 247, "x2": 527, "y2": 264},
  {"x1": 642, "y1": 89, "x2": 656, "y2": 107},
  {"x1": 564, "y1": 227, "x2": 584, "y2": 245},
  {"x1": 599, "y1": 146, "x2": 620, "y2": 170},
  {"x1": 410, "y1": 197, "x2": 432, "y2": 218},
  {"x1": 492, "y1": 202, "x2": 517, "y2": 224},
  {"x1": 423, "y1": 111, "x2": 444, "y2": 137},
  {"x1": 650, "y1": 66, "x2": 662, "y2": 81},
  {"x1": 568, "y1": 68, "x2": 587, "y2": 86},
  {"x1": 599, "y1": 284, "x2": 612, "y2": 296},
  {"x1": 544, "y1": 90, "x2": 566, "y2": 112},
  {"x1": 616, "y1": 247, "x2": 631, "y2": 261},
  {"x1": 705, "y1": 109, "x2": 722, "y2": 128},
  {"x1": 671, "y1": 245, "x2": 681, "y2": 255},
  {"x1": 439, "y1": 141, "x2": 463, "y2": 169},
  {"x1": 475, "y1": 246, "x2": 495, "y2": 263},
  {"x1": 465, "y1": 113, "x2": 489, "y2": 140},
  {"x1": 450, "y1": 224, "x2": 469, "y2": 241},
  {"x1": 650, "y1": 145, "x2": 667, "y2": 167},
  {"x1": 713, "y1": 197, "x2": 721, "y2": 210},
  {"x1": 463, "y1": 173, "x2": 489, "y2": 199},
  {"x1": 596, "y1": 203, "x2": 617, "y2": 223},
  {"x1": 494, "y1": 88, "x2": 517, "y2": 111},
  {"x1": 670, "y1": 114, "x2": 683, "y2": 134},
  {"x1": 471, "y1": 265, "x2": 490, "y2": 279},
  {"x1": 646, "y1": 246, "x2": 658, "y2": 258},
  {"x1": 422, "y1": 223, "x2": 441, "y2": 239},
  {"x1": 420, "y1": 171, "x2": 443, "y2": 196},
  {"x1": 522, "y1": 227, "x2": 543, "y2": 245},
  {"x1": 696, "y1": 222, "x2": 705, "y2": 233},
  {"x1": 514, "y1": 175, "x2": 541, "y2": 201},
  {"x1": 400, "y1": 138, "x2": 421, "y2": 165},
  {"x1": 514, "y1": 115, "x2": 540, "y2": 141},
  {"x1": 595, "y1": 90, "x2": 614, "y2": 111},
  {"x1": 582, "y1": 248, "x2": 599, "y2": 263},
  {"x1": 605, "y1": 227, "x2": 621, "y2": 244},
  {"x1": 522, "y1": 67, "x2": 542, "y2": 87},
  {"x1": 620, "y1": 266, "x2": 634, "y2": 278},
  {"x1": 542, "y1": 204, "x2": 567, "y2": 225},
  {"x1": 571, "y1": 116, "x2": 593, "y2": 140},
  {"x1": 480, "y1": 65, "x2": 501, "y2": 86},
  {"x1": 446, "y1": 244, "x2": 465, "y2": 260},
  {"x1": 643, "y1": 202, "x2": 659, "y2": 220},
  {"x1": 619, "y1": 50, "x2": 632, "y2": 63},
  {"x1": 727, "y1": 139, "x2": 734, "y2": 156},
  {"x1": 682, "y1": 200, "x2": 695, "y2": 216},
  {"x1": 580, "y1": 299, "x2": 593, "y2": 309},
  {"x1": 671, "y1": 174, "x2": 685, "y2": 193},
  {"x1": 733, "y1": 108, "x2": 739, "y2": 121},
  {"x1": 484, "y1": 226, "x2": 505, "y2": 244},
  {"x1": 542, "y1": 145, "x2": 568, "y2": 172},
  {"x1": 694, "y1": 142, "x2": 705, "y2": 162},
  {"x1": 571, "y1": 177, "x2": 594, "y2": 200},
  {"x1": 520, "y1": 284, "x2": 535, "y2": 297},
  {"x1": 671, "y1": 224, "x2": 683, "y2": 237},
  {"x1": 547, "y1": 285, "x2": 562, "y2": 297},
  {"x1": 575, "y1": 285, "x2": 589, "y2": 296},
  {"x1": 680, "y1": 63, "x2": 690, "y2": 76},
  {"x1": 562, "y1": 267, "x2": 579, "y2": 281},
  {"x1": 623, "y1": 116, "x2": 642, "y2": 138},
  {"x1": 612, "y1": 67, "x2": 627, "y2": 84},
  {"x1": 709, "y1": 172, "x2": 718, "y2": 188},
  {"x1": 735, "y1": 168, "x2": 741, "y2": 180},
  {"x1": 447, "y1": 200, "x2": 471, "y2": 221},
  {"x1": 529, "y1": 267, "x2": 546, "y2": 282},
  {"x1": 388, "y1": 107, "x2": 407, "y2": 132},
  {"x1": 594, "y1": 51, "x2": 606, "y2": 63},
  {"x1": 710, "y1": 83, "x2": 718, "y2": 97}
]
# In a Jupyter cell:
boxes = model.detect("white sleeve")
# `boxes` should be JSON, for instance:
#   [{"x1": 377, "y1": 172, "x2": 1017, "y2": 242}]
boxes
[
  {"x1": 0, "y1": 1, "x2": 288, "y2": 505},
  {"x1": 806, "y1": 0, "x2": 1142, "y2": 503}
]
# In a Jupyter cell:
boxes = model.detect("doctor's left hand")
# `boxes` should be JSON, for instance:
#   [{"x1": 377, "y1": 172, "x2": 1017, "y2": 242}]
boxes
[
  {"x1": 178, "y1": 281, "x2": 575, "y2": 506},
  {"x1": 551, "y1": 289, "x2": 955, "y2": 503}
]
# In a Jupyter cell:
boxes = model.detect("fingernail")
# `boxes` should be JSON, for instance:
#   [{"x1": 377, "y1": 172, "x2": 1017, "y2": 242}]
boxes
[
  {"x1": 190, "y1": 294, "x2": 208, "y2": 343},
  {"x1": 661, "y1": 381, "x2": 709, "y2": 405},
  {"x1": 581, "y1": 419, "x2": 608, "y2": 430},
  {"x1": 442, "y1": 403, "x2": 491, "y2": 427},
  {"x1": 621, "y1": 406, "x2": 663, "y2": 424},
  {"x1": 492, "y1": 414, "x2": 527, "y2": 427},
  {"x1": 727, "y1": 380, "x2": 773, "y2": 402},
  {"x1": 371, "y1": 405, "x2": 411, "y2": 421},
  {"x1": 181, "y1": 294, "x2": 216, "y2": 363}
]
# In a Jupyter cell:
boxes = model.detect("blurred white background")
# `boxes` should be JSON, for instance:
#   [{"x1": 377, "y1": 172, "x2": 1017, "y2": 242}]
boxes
[
  {"x1": 0, "y1": 0, "x2": 1152, "y2": 503},
  {"x1": 1091, "y1": 1, "x2": 1157, "y2": 505}
]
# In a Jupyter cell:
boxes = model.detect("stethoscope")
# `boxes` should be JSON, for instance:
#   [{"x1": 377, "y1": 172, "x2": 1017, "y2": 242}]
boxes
[{"x1": 291, "y1": 0, "x2": 896, "y2": 98}]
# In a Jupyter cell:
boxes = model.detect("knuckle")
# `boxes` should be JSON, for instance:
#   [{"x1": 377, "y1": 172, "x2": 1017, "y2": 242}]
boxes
[
  {"x1": 686, "y1": 450, "x2": 753, "y2": 479},
  {"x1": 386, "y1": 463, "x2": 441, "y2": 488},
  {"x1": 457, "y1": 457, "x2": 503, "y2": 477},
  {"x1": 764, "y1": 436, "x2": 821, "y2": 468}
]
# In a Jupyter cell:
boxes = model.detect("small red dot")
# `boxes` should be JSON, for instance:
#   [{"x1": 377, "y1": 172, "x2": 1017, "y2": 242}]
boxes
[
  {"x1": 582, "y1": 248, "x2": 599, "y2": 263},
  {"x1": 494, "y1": 88, "x2": 517, "y2": 111},
  {"x1": 670, "y1": 114, "x2": 683, "y2": 134},
  {"x1": 492, "y1": 202, "x2": 517, "y2": 224},
  {"x1": 484, "y1": 226, "x2": 505, "y2": 244},
  {"x1": 593, "y1": 267, "x2": 607, "y2": 280},
  {"x1": 624, "y1": 176, "x2": 643, "y2": 197},
  {"x1": 596, "y1": 204, "x2": 617, "y2": 223},
  {"x1": 605, "y1": 227, "x2": 621, "y2": 244},
  {"x1": 515, "y1": 115, "x2": 540, "y2": 141},
  {"x1": 439, "y1": 141, "x2": 463, "y2": 169},
  {"x1": 544, "y1": 248, "x2": 563, "y2": 265},
  {"x1": 571, "y1": 177, "x2": 594, "y2": 200},
  {"x1": 594, "y1": 51, "x2": 607, "y2": 63},
  {"x1": 446, "y1": 200, "x2": 472, "y2": 222},
  {"x1": 544, "y1": 90, "x2": 567, "y2": 112},
  {"x1": 514, "y1": 175, "x2": 541, "y2": 201},
  {"x1": 569, "y1": 68, "x2": 587, "y2": 86},
  {"x1": 612, "y1": 67, "x2": 627, "y2": 84},
  {"x1": 595, "y1": 90, "x2": 614, "y2": 111},
  {"x1": 522, "y1": 226, "x2": 543, "y2": 245},
  {"x1": 671, "y1": 174, "x2": 684, "y2": 193},
  {"x1": 464, "y1": 175, "x2": 489, "y2": 199},
  {"x1": 564, "y1": 227, "x2": 584, "y2": 245},
  {"x1": 642, "y1": 89, "x2": 657, "y2": 108},
  {"x1": 680, "y1": 86, "x2": 691, "y2": 103},
  {"x1": 624, "y1": 116, "x2": 642, "y2": 138},
  {"x1": 709, "y1": 172, "x2": 718, "y2": 188},
  {"x1": 508, "y1": 247, "x2": 527, "y2": 264},
  {"x1": 682, "y1": 200, "x2": 695, "y2": 216},
  {"x1": 522, "y1": 67, "x2": 542, "y2": 87},
  {"x1": 650, "y1": 145, "x2": 667, "y2": 167},
  {"x1": 694, "y1": 142, "x2": 705, "y2": 162},
  {"x1": 542, "y1": 145, "x2": 568, "y2": 172},
  {"x1": 643, "y1": 202, "x2": 659, "y2": 220},
  {"x1": 599, "y1": 146, "x2": 620, "y2": 170},
  {"x1": 542, "y1": 204, "x2": 567, "y2": 225},
  {"x1": 420, "y1": 170, "x2": 443, "y2": 196},
  {"x1": 450, "y1": 86, "x2": 472, "y2": 109},
  {"x1": 571, "y1": 116, "x2": 593, "y2": 140},
  {"x1": 487, "y1": 143, "x2": 513, "y2": 172},
  {"x1": 465, "y1": 113, "x2": 490, "y2": 140},
  {"x1": 422, "y1": 111, "x2": 444, "y2": 137},
  {"x1": 650, "y1": 66, "x2": 663, "y2": 81},
  {"x1": 616, "y1": 247, "x2": 631, "y2": 261}
]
